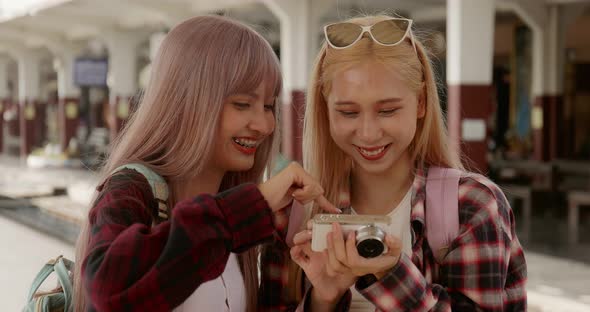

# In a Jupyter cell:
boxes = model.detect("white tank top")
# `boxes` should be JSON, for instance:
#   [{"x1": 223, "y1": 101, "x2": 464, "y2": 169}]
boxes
[
  {"x1": 173, "y1": 253, "x2": 246, "y2": 311},
  {"x1": 349, "y1": 188, "x2": 413, "y2": 312}
]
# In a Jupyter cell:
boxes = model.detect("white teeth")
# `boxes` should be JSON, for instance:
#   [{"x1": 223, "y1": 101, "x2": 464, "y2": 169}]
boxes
[
  {"x1": 359, "y1": 146, "x2": 386, "y2": 156},
  {"x1": 233, "y1": 138, "x2": 257, "y2": 148}
]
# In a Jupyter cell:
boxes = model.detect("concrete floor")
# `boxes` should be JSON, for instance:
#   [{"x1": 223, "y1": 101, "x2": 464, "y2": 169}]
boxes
[
  {"x1": 2, "y1": 213, "x2": 590, "y2": 311},
  {"x1": 1, "y1": 154, "x2": 590, "y2": 311},
  {"x1": 0, "y1": 215, "x2": 74, "y2": 312}
]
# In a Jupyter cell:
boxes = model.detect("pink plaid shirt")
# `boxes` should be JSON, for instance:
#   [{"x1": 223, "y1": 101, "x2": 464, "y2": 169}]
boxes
[{"x1": 259, "y1": 168, "x2": 527, "y2": 311}]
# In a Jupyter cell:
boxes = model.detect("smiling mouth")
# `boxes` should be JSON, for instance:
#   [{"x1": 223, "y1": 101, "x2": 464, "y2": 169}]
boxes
[
  {"x1": 354, "y1": 144, "x2": 392, "y2": 160},
  {"x1": 232, "y1": 137, "x2": 258, "y2": 155}
]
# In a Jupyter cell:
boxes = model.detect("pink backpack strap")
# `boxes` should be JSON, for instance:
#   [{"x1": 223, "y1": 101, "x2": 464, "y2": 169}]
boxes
[
  {"x1": 286, "y1": 200, "x2": 306, "y2": 247},
  {"x1": 425, "y1": 167, "x2": 462, "y2": 263}
]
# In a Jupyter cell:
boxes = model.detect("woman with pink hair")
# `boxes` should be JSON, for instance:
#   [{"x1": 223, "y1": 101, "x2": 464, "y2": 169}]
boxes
[{"x1": 72, "y1": 15, "x2": 337, "y2": 312}]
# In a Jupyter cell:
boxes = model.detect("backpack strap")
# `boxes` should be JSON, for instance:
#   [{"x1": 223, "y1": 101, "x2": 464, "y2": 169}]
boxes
[
  {"x1": 112, "y1": 163, "x2": 169, "y2": 220},
  {"x1": 286, "y1": 200, "x2": 307, "y2": 247},
  {"x1": 425, "y1": 167, "x2": 461, "y2": 263},
  {"x1": 26, "y1": 256, "x2": 74, "y2": 308}
]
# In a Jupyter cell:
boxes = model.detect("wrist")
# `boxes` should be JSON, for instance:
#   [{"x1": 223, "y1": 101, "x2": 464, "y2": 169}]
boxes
[
  {"x1": 373, "y1": 254, "x2": 401, "y2": 280},
  {"x1": 356, "y1": 274, "x2": 378, "y2": 290},
  {"x1": 311, "y1": 286, "x2": 341, "y2": 306},
  {"x1": 257, "y1": 182, "x2": 277, "y2": 211},
  {"x1": 270, "y1": 201, "x2": 292, "y2": 230},
  {"x1": 257, "y1": 183, "x2": 268, "y2": 200},
  {"x1": 373, "y1": 270, "x2": 387, "y2": 280}
]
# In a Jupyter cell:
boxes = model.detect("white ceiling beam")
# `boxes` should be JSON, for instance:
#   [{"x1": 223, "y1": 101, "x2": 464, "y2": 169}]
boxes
[
  {"x1": 0, "y1": 40, "x2": 47, "y2": 62},
  {"x1": 191, "y1": 0, "x2": 259, "y2": 13},
  {"x1": 7, "y1": 15, "x2": 100, "y2": 41},
  {"x1": 38, "y1": 6, "x2": 122, "y2": 26},
  {"x1": 94, "y1": 0, "x2": 169, "y2": 26},
  {"x1": 0, "y1": 26, "x2": 75, "y2": 55},
  {"x1": 123, "y1": 0, "x2": 197, "y2": 27},
  {"x1": 13, "y1": 15, "x2": 100, "y2": 33},
  {"x1": 38, "y1": 1, "x2": 168, "y2": 33}
]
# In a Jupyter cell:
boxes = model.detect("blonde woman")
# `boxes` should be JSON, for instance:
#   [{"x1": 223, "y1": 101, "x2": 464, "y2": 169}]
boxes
[
  {"x1": 272, "y1": 15, "x2": 527, "y2": 311},
  {"x1": 72, "y1": 16, "x2": 338, "y2": 312}
]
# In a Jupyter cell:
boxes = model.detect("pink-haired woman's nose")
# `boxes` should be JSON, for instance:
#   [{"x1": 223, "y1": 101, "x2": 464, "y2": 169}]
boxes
[{"x1": 248, "y1": 111, "x2": 275, "y2": 136}]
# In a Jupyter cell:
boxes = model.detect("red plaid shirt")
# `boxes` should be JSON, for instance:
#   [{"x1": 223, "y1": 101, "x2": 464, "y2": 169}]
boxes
[
  {"x1": 260, "y1": 168, "x2": 527, "y2": 311},
  {"x1": 82, "y1": 169, "x2": 277, "y2": 311}
]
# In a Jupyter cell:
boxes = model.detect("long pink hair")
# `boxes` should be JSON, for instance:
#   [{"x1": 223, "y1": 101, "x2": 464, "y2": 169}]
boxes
[{"x1": 73, "y1": 15, "x2": 282, "y2": 312}]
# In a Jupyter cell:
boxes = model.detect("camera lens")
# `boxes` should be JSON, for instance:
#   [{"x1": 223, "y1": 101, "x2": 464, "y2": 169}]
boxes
[
  {"x1": 357, "y1": 238, "x2": 385, "y2": 258},
  {"x1": 355, "y1": 225, "x2": 386, "y2": 258}
]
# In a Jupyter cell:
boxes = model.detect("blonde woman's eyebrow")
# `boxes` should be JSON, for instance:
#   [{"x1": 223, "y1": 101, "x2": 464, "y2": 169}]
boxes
[
  {"x1": 376, "y1": 98, "x2": 403, "y2": 105},
  {"x1": 334, "y1": 97, "x2": 402, "y2": 106},
  {"x1": 334, "y1": 101, "x2": 358, "y2": 106}
]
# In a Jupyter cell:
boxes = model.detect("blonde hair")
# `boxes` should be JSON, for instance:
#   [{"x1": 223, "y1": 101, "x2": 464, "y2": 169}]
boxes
[
  {"x1": 304, "y1": 15, "x2": 462, "y2": 210},
  {"x1": 73, "y1": 15, "x2": 281, "y2": 312}
]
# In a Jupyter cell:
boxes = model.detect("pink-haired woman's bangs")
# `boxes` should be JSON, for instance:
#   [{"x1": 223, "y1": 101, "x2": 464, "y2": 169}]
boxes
[{"x1": 226, "y1": 31, "x2": 282, "y2": 101}]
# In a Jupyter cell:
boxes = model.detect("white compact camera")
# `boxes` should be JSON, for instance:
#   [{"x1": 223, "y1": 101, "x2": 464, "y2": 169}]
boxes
[{"x1": 311, "y1": 214, "x2": 391, "y2": 258}]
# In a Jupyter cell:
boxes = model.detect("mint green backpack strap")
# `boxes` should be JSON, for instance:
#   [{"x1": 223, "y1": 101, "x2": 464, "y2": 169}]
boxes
[
  {"x1": 25, "y1": 256, "x2": 74, "y2": 311},
  {"x1": 112, "y1": 163, "x2": 169, "y2": 220},
  {"x1": 26, "y1": 263, "x2": 54, "y2": 302},
  {"x1": 55, "y1": 257, "x2": 74, "y2": 309}
]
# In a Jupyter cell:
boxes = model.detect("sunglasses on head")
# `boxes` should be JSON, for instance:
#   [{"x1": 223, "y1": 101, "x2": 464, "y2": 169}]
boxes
[{"x1": 324, "y1": 18, "x2": 416, "y2": 52}]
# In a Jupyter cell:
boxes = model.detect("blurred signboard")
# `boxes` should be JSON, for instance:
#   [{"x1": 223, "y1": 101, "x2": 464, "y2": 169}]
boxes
[{"x1": 74, "y1": 58, "x2": 108, "y2": 87}]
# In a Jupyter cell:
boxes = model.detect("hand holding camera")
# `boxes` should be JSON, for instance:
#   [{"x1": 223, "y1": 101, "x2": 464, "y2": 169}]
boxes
[
  {"x1": 291, "y1": 222, "x2": 357, "y2": 306},
  {"x1": 290, "y1": 216, "x2": 403, "y2": 306},
  {"x1": 324, "y1": 221, "x2": 402, "y2": 279},
  {"x1": 311, "y1": 214, "x2": 392, "y2": 258}
]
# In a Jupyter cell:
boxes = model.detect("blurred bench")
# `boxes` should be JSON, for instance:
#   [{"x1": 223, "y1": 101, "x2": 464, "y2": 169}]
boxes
[
  {"x1": 489, "y1": 160, "x2": 554, "y2": 242},
  {"x1": 568, "y1": 191, "x2": 590, "y2": 245},
  {"x1": 502, "y1": 185, "x2": 532, "y2": 241},
  {"x1": 554, "y1": 160, "x2": 590, "y2": 245}
]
